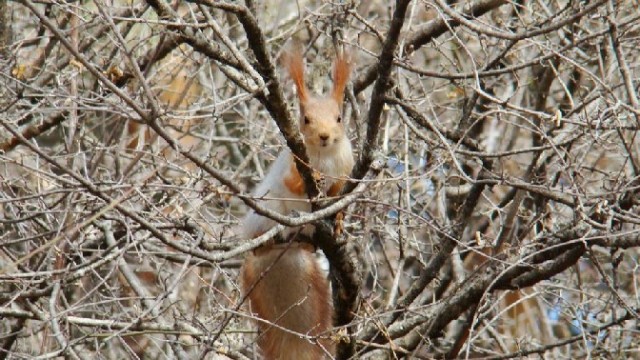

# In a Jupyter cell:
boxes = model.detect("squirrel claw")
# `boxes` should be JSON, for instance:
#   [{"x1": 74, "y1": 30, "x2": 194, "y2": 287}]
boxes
[
  {"x1": 335, "y1": 211, "x2": 345, "y2": 236},
  {"x1": 312, "y1": 170, "x2": 327, "y2": 192}
]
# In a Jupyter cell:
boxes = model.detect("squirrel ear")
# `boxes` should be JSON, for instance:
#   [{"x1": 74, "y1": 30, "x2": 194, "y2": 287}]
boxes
[
  {"x1": 282, "y1": 46, "x2": 308, "y2": 103},
  {"x1": 331, "y1": 50, "x2": 352, "y2": 107}
]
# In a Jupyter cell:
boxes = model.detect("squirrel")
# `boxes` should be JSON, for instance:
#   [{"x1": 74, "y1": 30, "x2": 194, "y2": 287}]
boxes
[{"x1": 240, "y1": 47, "x2": 354, "y2": 360}]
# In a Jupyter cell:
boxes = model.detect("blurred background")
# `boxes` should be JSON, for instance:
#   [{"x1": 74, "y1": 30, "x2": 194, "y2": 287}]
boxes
[{"x1": 1, "y1": 0, "x2": 640, "y2": 358}]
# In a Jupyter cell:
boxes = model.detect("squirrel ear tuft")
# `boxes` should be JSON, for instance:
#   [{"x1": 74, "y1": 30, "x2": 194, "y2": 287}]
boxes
[
  {"x1": 282, "y1": 45, "x2": 308, "y2": 103},
  {"x1": 331, "y1": 49, "x2": 352, "y2": 107}
]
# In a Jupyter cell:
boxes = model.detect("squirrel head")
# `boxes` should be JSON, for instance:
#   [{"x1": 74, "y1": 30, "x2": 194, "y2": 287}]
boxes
[{"x1": 283, "y1": 47, "x2": 352, "y2": 150}]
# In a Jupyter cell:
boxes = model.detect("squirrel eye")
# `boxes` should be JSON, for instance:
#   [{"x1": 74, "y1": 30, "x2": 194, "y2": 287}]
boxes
[
  {"x1": 304, "y1": 116, "x2": 310, "y2": 125},
  {"x1": 337, "y1": 115, "x2": 342, "y2": 123}
]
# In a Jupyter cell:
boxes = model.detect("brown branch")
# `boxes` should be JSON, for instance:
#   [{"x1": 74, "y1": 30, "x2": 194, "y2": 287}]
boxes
[
  {"x1": 190, "y1": 0, "x2": 319, "y2": 199},
  {"x1": 316, "y1": 159, "x2": 384, "y2": 359},
  {"x1": 365, "y1": 224, "x2": 593, "y2": 354},
  {"x1": 16, "y1": 0, "x2": 319, "y2": 230},
  {"x1": 362, "y1": 76, "x2": 499, "y2": 347},
  {"x1": 0, "y1": 0, "x2": 10, "y2": 59},
  {"x1": 498, "y1": 244, "x2": 586, "y2": 290},
  {"x1": 352, "y1": 0, "x2": 507, "y2": 95},
  {"x1": 350, "y1": 0, "x2": 413, "y2": 185},
  {"x1": 0, "y1": 112, "x2": 67, "y2": 153},
  {"x1": 0, "y1": 318, "x2": 25, "y2": 360},
  {"x1": 432, "y1": 0, "x2": 606, "y2": 42},
  {"x1": 483, "y1": 310, "x2": 634, "y2": 359},
  {"x1": 396, "y1": 242, "x2": 584, "y2": 352}
]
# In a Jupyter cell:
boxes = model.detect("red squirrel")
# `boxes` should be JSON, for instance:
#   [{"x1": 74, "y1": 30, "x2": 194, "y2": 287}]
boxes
[{"x1": 240, "y1": 48, "x2": 353, "y2": 360}]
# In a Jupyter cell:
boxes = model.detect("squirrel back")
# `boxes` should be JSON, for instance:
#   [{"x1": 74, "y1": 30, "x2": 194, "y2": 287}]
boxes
[{"x1": 240, "y1": 47, "x2": 353, "y2": 360}]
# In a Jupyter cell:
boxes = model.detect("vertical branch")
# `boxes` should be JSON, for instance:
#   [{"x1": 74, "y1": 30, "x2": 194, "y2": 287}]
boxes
[
  {"x1": 49, "y1": 282, "x2": 84, "y2": 360},
  {"x1": 607, "y1": 2, "x2": 640, "y2": 176},
  {"x1": 350, "y1": 0, "x2": 413, "y2": 183},
  {"x1": 328, "y1": 1, "x2": 412, "y2": 357},
  {"x1": 191, "y1": 0, "x2": 320, "y2": 198},
  {"x1": 0, "y1": 0, "x2": 10, "y2": 59},
  {"x1": 0, "y1": 319, "x2": 26, "y2": 360}
]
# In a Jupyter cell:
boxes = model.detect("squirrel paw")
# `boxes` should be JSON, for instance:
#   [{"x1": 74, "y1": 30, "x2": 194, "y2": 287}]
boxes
[
  {"x1": 312, "y1": 170, "x2": 327, "y2": 193},
  {"x1": 335, "y1": 211, "x2": 344, "y2": 236}
]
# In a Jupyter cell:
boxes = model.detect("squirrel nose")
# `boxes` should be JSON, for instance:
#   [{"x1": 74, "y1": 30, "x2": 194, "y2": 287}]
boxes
[{"x1": 319, "y1": 134, "x2": 330, "y2": 141}]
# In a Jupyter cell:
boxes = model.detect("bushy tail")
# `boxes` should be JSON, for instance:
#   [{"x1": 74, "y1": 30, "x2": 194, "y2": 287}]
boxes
[{"x1": 241, "y1": 245, "x2": 334, "y2": 359}]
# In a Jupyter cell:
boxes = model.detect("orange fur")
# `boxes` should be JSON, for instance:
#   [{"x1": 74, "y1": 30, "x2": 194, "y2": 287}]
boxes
[
  {"x1": 327, "y1": 180, "x2": 344, "y2": 197},
  {"x1": 283, "y1": 48, "x2": 308, "y2": 103},
  {"x1": 284, "y1": 161, "x2": 306, "y2": 195},
  {"x1": 331, "y1": 51, "x2": 352, "y2": 107},
  {"x1": 126, "y1": 120, "x2": 152, "y2": 150},
  {"x1": 242, "y1": 245, "x2": 334, "y2": 360},
  {"x1": 241, "y1": 45, "x2": 355, "y2": 360}
]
